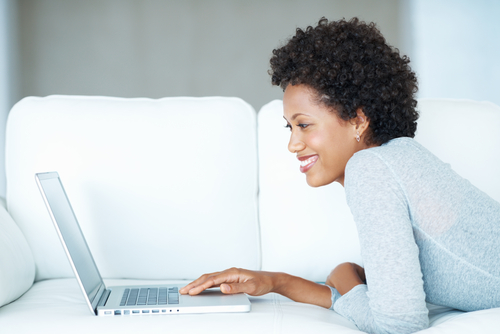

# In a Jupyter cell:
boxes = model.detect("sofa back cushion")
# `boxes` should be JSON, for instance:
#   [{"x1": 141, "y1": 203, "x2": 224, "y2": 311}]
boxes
[
  {"x1": 257, "y1": 98, "x2": 500, "y2": 283},
  {"x1": 0, "y1": 200, "x2": 35, "y2": 307},
  {"x1": 414, "y1": 98, "x2": 500, "y2": 203},
  {"x1": 6, "y1": 96, "x2": 260, "y2": 281}
]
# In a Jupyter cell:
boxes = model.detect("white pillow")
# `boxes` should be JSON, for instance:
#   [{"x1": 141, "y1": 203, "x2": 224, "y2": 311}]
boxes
[{"x1": 0, "y1": 200, "x2": 35, "y2": 307}]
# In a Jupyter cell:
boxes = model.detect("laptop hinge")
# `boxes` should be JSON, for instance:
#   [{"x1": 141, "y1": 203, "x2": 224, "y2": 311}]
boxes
[{"x1": 97, "y1": 289, "x2": 111, "y2": 308}]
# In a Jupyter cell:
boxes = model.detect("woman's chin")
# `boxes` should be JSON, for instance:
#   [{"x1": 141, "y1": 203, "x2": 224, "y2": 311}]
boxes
[
  {"x1": 305, "y1": 175, "x2": 325, "y2": 188},
  {"x1": 305, "y1": 173, "x2": 337, "y2": 188}
]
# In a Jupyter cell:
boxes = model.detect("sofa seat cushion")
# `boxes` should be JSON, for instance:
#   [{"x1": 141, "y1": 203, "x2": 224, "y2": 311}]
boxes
[
  {"x1": 1, "y1": 278, "x2": 498, "y2": 333},
  {"x1": 0, "y1": 278, "x2": 358, "y2": 333}
]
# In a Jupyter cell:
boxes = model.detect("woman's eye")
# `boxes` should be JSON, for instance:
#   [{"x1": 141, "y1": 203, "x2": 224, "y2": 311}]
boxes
[
  {"x1": 298, "y1": 124, "x2": 309, "y2": 129},
  {"x1": 284, "y1": 124, "x2": 292, "y2": 131}
]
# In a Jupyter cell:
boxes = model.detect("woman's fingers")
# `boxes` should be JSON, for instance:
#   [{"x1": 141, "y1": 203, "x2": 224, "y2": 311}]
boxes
[
  {"x1": 180, "y1": 268, "x2": 243, "y2": 295},
  {"x1": 180, "y1": 268, "x2": 275, "y2": 296},
  {"x1": 186, "y1": 275, "x2": 227, "y2": 295},
  {"x1": 179, "y1": 271, "x2": 221, "y2": 295}
]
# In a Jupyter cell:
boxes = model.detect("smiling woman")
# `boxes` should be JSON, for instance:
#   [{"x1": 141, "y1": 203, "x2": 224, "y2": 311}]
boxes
[
  {"x1": 180, "y1": 17, "x2": 500, "y2": 334},
  {"x1": 282, "y1": 84, "x2": 372, "y2": 187}
]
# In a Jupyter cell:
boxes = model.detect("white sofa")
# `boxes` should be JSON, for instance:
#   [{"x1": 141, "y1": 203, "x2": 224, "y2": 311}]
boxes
[{"x1": 1, "y1": 95, "x2": 499, "y2": 333}]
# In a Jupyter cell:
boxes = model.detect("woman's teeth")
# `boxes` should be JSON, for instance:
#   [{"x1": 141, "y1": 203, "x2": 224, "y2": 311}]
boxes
[{"x1": 301, "y1": 157, "x2": 316, "y2": 166}]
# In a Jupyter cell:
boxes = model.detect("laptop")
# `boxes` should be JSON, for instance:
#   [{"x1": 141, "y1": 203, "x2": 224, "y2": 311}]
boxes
[{"x1": 35, "y1": 171, "x2": 251, "y2": 316}]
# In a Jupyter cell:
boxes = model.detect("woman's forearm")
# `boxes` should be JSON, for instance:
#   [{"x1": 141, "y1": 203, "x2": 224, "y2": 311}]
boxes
[{"x1": 272, "y1": 272, "x2": 332, "y2": 309}]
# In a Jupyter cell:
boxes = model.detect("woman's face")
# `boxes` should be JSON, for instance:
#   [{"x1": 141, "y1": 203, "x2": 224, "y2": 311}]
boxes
[{"x1": 283, "y1": 84, "x2": 370, "y2": 187}]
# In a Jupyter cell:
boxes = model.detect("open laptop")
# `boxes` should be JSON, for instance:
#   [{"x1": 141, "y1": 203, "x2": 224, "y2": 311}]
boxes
[{"x1": 35, "y1": 171, "x2": 251, "y2": 316}]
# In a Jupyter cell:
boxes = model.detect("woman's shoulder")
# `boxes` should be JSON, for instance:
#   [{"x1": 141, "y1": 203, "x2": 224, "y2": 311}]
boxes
[
  {"x1": 345, "y1": 137, "x2": 441, "y2": 193},
  {"x1": 348, "y1": 137, "x2": 427, "y2": 172}
]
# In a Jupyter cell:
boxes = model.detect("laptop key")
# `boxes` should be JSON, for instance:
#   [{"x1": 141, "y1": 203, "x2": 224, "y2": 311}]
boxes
[
  {"x1": 168, "y1": 294, "x2": 179, "y2": 304},
  {"x1": 120, "y1": 288, "x2": 130, "y2": 306},
  {"x1": 127, "y1": 294, "x2": 139, "y2": 306}
]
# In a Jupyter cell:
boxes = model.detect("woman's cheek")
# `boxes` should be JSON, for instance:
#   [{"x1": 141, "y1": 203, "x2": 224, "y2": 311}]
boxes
[{"x1": 308, "y1": 132, "x2": 323, "y2": 151}]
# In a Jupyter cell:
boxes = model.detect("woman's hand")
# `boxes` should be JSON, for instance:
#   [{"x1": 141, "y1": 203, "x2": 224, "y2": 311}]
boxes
[
  {"x1": 182, "y1": 267, "x2": 334, "y2": 309},
  {"x1": 326, "y1": 262, "x2": 366, "y2": 295},
  {"x1": 179, "y1": 268, "x2": 276, "y2": 296}
]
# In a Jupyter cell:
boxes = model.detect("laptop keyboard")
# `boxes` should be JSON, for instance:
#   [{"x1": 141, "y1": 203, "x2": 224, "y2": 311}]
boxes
[{"x1": 120, "y1": 287, "x2": 179, "y2": 306}]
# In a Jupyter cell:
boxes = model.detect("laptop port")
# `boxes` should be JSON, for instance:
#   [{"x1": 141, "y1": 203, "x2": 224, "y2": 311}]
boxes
[
  {"x1": 152, "y1": 309, "x2": 159, "y2": 313},
  {"x1": 114, "y1": 310, "x2": 121, "y2": 315},
  {"x1": 124, "y1": 310, "x2": 130, "y2": 315},
  {"x1": 132, "y1": 310, "x2": 140, "y2": 314},
  {"x1": 142, "y1": 310, "x2": 150, "y2": 314}
]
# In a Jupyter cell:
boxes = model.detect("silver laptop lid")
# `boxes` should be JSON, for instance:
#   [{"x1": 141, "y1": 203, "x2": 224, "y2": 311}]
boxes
[{"x1": 35, "y1": 172, "x2": 107, "y2": 314}]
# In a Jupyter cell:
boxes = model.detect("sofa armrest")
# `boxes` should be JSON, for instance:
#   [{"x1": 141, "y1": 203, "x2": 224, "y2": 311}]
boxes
[{"x1": 0, "y1": 203, "x2": 35, "y2": 307}]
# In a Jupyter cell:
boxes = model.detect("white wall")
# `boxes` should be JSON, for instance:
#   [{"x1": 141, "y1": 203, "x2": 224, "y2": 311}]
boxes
[
  {"x1": 0, "y1": 1, "x2": 5, "y2": 199},
  {"x1": 3, "y1": 0, "x2": 403, "y2": 198},
  {"x1": 409, "y1": 0, "x2": 500, "y2": 105},
  {"x1": 16, "y1": 0, "x2": 402, "y2": 111},
  {"x1": 0, "y1": 0, "x2": 16, "y2": 200}
]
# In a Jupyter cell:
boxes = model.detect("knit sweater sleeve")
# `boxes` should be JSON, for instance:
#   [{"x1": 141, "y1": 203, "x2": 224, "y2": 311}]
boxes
[{"x1": 336, "y1": 149, "x2": 429, "y2": 334}]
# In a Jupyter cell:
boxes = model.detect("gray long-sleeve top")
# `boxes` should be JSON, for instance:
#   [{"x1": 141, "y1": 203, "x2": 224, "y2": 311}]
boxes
[{"x1": 330, "y1": 137, "x2": 500, "y2": 334}]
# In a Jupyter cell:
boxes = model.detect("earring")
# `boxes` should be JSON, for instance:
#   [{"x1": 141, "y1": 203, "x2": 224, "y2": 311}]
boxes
[{"x1": 356, "y1": 131, "x2": 360, "y2": 142}]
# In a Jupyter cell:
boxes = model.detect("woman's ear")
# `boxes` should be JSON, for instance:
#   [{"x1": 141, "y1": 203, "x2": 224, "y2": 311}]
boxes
[
  {"x1": 349, "y1": 108, "x2": 370, "y2": 143},
  {"x1": 349, "y1": 108, "x2": 370, "y2": 133},
  {"x1": 354, "y1": 108, "x2": 370, "y2": 135}
]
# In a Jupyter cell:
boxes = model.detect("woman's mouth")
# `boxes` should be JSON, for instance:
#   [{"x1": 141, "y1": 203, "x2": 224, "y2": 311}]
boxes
[{"x1": 298, "y1": 155, "x2": 318, "y2": 173}]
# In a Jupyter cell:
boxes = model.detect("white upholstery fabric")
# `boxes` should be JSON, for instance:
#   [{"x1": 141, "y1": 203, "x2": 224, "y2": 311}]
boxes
[
  {"x1": 2, "y1": 96, "x2": 500, "y2": 333},
  {"x1": 0, "y1": 278, "x2": 497, "y2": 333},
  {"x1": 258, "y1": 100, "x2": 361, "y2": 282},
  {"x1": 414, "y1": 98, "x2": 500, "y2": 203},
  {"x1": 6, "y1": 96, "x2": 260, "y2": 281},
  {"x1": 0, "y1": 203, "x2": 35, "y2": 307}
]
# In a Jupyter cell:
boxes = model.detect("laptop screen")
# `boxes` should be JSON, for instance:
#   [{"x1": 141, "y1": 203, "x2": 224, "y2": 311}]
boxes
[{"x1": 36, "y1": 172, "x2": 104, "y2": 307}]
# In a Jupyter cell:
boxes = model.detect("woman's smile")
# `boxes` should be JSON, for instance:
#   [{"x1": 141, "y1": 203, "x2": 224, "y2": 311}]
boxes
[{"x1": 298, "y1": 154, "x2": 318, "y2": 173}]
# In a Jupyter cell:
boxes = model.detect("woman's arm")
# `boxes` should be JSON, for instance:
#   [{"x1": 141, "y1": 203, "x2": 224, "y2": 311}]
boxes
[
  {"x1": 180, "y1": 268, "x2": 333, "y2": 309},
  {"x1": 326, "y1": 262, "x2": 366, "y2": 295},
  {"x1": 337, "y1": 150, "x2": 429, "y2": 334}
]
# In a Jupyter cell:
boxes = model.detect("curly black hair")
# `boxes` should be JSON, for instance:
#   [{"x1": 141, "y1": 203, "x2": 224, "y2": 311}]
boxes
[{"x1": 269, "y1": 17, "x2": 418, "y2": 146}]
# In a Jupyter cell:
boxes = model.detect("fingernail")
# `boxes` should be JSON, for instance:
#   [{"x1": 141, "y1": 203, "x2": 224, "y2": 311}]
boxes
[{"x1": 221, "y1": 284, "x2": 230, "y2": 293}]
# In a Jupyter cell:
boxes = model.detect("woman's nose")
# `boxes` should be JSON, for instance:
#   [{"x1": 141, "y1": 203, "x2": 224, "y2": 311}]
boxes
[{"x1": 288, "y1": 132, "x2": 305, "y2": 153}]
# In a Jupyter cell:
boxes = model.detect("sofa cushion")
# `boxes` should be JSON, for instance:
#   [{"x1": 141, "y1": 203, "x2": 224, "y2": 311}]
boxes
[
  {"x1": 1, "y1": 278, "x2": 497, "y2": 334},
  {"x1": 6, "y1": 95, "x2": 260, "y2": 281},
  {"x1": 0, "y1": 278, "x2": 361, "y2": 333},
  {"x1": 258, "y1": 100, "x2": 361, "y2": 283},
  {"x1": 0, "y1": 199, "x2": 35, "y2": 307}
]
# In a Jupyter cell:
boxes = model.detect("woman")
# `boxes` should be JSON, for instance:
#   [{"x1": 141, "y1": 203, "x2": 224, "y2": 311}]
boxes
[{"x1": 180, "y1": 18, "x2": 500, "y2": 334}]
